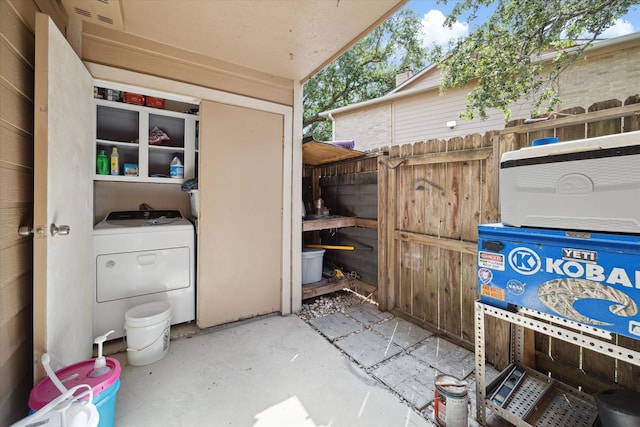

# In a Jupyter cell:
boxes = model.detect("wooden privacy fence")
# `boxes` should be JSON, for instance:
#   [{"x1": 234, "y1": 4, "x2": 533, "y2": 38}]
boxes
[
  {"x1": 306, "y1": 97, "x2": 640, "y2": 391},
  {"x1": 378, "y1": 133, "x2": 504, "y2": 361},
  {"x1": 378, "y1": 97, "x2": 640, "y2": 392}
]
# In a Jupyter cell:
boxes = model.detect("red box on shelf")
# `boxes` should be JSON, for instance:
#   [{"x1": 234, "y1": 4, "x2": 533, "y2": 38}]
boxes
[
  {"x1": 124, "y1": 92, "x2": 145, "y2": 105},
  {"x1": 146, "y1": 96, "x2": 165, "y2": 109}
]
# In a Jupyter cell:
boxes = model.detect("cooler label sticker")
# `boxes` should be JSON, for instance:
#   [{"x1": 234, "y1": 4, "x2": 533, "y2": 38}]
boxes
[
  {"x1": 508, "y1": 247, "x2": 541, "y2": 275},
  {"x1": 629, "y1": 320, "x2": 640, "y2": 337},
  {"x1": 478, "y1": 251, "x2": 505, "y2": 271},
  {"x1": 478, "y1": 268, "x2": 493, "y2": 284},
  {"x1": 506, "y1": 279, "x2": 526, "y2": 295},
  {"x1": 562, "y1": 248, "x2": 598, "y2": 264},
  {"x1": 538, "y1": 278, "x2": 638, "y2": 325},
  {"x1": 480, "y1": 284, "x2": 505, "y2": 301}
]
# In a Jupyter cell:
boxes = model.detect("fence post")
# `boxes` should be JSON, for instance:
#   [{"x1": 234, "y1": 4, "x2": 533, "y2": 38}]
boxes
[{"x1": 377, "y1": 154, "x2": 389, "y2": 310}]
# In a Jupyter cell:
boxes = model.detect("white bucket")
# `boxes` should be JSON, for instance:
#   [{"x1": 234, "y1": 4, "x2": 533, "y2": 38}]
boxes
[{"x1": 125, "y1": 302, "x2": 171, "y2": 366}]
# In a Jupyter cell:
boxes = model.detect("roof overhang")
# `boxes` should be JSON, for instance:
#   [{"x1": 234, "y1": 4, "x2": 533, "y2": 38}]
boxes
[{"x1": 62, "y1": 0, "x2": 407, "y2": 83}]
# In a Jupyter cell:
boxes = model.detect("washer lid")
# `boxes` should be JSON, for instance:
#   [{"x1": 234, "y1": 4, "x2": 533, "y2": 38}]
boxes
[
  {"x1": 104, "y1": 210, "x2": 183, "y2": 221},
  {"x1": 93, "y1": 210, "x2": 194, "y2": 234}
]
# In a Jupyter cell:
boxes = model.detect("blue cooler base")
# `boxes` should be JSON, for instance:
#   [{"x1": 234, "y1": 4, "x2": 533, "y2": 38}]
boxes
[
  {"x1": 478, "y1": 224, "x2": 640, "y2": 340},
  {"x1": 95, "y1": 378, "x2": 120, "y2": 427},
  {"x1": 29, "y1": 378, "x2": 120, "y2": 427}
]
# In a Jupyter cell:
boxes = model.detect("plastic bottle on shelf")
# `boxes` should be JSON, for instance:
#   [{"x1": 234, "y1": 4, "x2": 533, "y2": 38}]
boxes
[
  {"x1": 96, "y1": 149, "x2": 108, "y2": 175},
  {"x1": 170, "y1": 153, "x2": 184, "y2": 178},
  {"x1": 110, "y1": 147, "x2": 119, "y2": 176}
]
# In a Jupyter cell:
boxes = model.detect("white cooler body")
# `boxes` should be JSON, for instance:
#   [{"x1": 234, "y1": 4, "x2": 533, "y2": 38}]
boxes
[{"x1": 500, "y1": 131, "x2": 640, "y2": 233}]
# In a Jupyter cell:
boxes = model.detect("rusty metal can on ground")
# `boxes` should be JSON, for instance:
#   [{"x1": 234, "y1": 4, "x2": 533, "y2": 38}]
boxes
[{"x1": 434, "y1": 374, "x2": 469, "y2": 427}]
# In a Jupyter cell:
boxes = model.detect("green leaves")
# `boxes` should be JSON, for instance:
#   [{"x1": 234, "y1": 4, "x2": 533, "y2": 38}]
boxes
[
  {"x1": 431, "y1": 0, "x2": 637, "y2": 121},
  {"x1": 303, "y1": 9, "x2": 426, "y2": 140}
]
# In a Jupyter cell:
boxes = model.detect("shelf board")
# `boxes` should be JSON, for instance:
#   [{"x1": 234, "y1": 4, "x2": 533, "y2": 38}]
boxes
[
  {"x1": 485, "y1": 365, "x2": 597, "y2": 427},
  {"x1": 302, "y1": 278, "x2": 376, "y2": 300},
  {"x1": 94, "y1": 174, "x2": 184, "y2": 184},
  {"x1": 96, "y1": 139, "x2": 138, "y2": 148},
  {"x1": 302, "y1": 215, "x2": 357, "y2": 232}
]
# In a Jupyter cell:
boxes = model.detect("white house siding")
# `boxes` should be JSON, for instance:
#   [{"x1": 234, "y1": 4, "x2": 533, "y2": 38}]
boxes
[
  {"x1": 558, "y1": 42, "x2": 640, "y2": 109},
  {"x1": 397, "y1": 68, "x2": 442, "y2": 92},
  {"x1": 334, "y1": 104, "x2": 392, "y2": 151},
  {"x1": 392, "y1": 88, "x2": 535, "y2": 146}
]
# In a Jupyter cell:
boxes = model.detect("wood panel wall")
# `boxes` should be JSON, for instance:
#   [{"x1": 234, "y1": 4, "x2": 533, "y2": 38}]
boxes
[
  {"x1": 318, "y1": 171, "x2": 379, "y2": 285},
  {"x1": 1, "y1": 1, "x2": 68, "y2": 423},
  {"x1": 1, "y1": 0, "x2": 36, "y2": 423}
]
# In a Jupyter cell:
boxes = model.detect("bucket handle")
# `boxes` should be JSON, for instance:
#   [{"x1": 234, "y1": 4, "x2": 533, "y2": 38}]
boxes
[
  {"x1": 41, "y1": 353, "x2": 68, "y2": 394},
  {"x1": 20, "y1": 384, "x2": 94, "y2": 426},
  {"x1": 126, "y1": 320, "x2": 170, "y2": 353}
]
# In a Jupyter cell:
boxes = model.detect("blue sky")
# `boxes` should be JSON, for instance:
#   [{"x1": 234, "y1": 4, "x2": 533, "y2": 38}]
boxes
[{"x1": 404, "y1": 0, "x2": 640, "y2": 48}]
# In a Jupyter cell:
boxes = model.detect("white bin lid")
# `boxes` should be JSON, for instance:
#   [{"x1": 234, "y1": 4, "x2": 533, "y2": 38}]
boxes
[
  {"x1": 302, "y1": 248, "x2": 325, "y2": 258},
  {"x1": 501, "y1": 130, "x2": 640, "y2": 163}
]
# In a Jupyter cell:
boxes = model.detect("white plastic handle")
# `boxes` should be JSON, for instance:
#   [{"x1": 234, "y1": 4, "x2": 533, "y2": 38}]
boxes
[
  {"x1": 41, "y1": 353, "x2": 69, "y2": 394},
  {"x1": 18, "y1": 384, "x2": 93, "y2": 426}
]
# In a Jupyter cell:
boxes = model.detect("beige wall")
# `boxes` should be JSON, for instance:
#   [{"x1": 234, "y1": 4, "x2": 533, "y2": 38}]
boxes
[
  {"x1": 93, "y1": 182, "x2": 193, "y2": 223},
  {"x1": 334, "y1": 104, "x2": 392, "y2": 151},
  {"x1": 558, "y1": 40, "x2": 640, "y2": 109}
]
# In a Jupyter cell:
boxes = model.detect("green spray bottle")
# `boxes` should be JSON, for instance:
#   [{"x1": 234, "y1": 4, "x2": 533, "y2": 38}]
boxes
[{"x1": 96, "y1": 149, "x2": 109, "y2": 175}]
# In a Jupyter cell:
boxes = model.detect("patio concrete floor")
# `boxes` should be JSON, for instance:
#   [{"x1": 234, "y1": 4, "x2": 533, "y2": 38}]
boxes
[{"x1": 112, "y1": 299, "x2": 506, "y2": 426}]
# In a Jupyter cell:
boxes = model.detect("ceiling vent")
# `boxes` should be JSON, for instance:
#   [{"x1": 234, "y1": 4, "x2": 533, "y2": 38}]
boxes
[{"x1": 61, "y1": 0, "x2": 124, "y2": 30}]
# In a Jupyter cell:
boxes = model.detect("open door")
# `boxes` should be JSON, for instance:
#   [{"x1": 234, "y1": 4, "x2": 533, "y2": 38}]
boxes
[{"x1": 33, "y1": 13, "x2": 94, "y2": 381}]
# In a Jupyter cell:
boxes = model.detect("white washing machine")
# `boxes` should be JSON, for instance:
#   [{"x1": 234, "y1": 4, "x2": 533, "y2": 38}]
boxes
[{"x1": 93, "y1": 210, "x2": 195, "y2": 339}]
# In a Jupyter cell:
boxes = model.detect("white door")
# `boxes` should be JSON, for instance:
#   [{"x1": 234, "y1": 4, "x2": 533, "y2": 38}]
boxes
[{"x1": 33, "y1": 13, "x2": 94, "y2": 380}]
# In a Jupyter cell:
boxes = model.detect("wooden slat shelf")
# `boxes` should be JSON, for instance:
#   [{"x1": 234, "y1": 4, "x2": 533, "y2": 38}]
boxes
[
  {"x1": 302, "y1": 278, "x2": 376, "y2": 300},
  {"x1": 302, "y1": 215, "x2": 378, "y2": 299},
  {"x1": 302, "y1": 215, "x2": 357, "y2": 231}
]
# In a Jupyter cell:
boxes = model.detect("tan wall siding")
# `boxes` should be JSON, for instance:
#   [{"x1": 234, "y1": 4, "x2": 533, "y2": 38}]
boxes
[
  {"x1": 334, "y1": 104, "x2": 391, "y2": 151},
  {"x1": 333, "y1": 87, "x2": 535, "y2": 150},
  {"x1": 392, "y1": 89, "x2": 529, "y2": 145},
  {"x1": 1, "y1": 0, "x2": 36, "y2": 424},
  {"x1": 558, "y1": 44, "x2": 640, "y2": 109},
  {"x1": 398, "y1": 67, "x2": 442, "y2": 92}
]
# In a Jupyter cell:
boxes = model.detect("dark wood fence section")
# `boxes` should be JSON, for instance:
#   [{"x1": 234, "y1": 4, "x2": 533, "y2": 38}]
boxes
[{"x1": 304, "y1": 97, "x2": 640, "y2": 393}]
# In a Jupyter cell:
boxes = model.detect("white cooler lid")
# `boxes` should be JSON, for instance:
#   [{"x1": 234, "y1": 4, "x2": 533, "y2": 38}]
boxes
[{"x1": 501, "y1": 130, "x2": 640, "y2": 163}]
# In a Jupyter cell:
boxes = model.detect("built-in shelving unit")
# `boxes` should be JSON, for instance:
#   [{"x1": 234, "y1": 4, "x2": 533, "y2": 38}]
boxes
[
  {"x1": 94, "y1": 96, "x2": 198, "y2": 184},
  {"x1": 302, "y1": 215, "x2": 377, "y2": 299}
]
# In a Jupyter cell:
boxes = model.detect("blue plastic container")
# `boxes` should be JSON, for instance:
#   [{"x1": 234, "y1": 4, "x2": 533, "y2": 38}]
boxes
[
  {"x1": 29, "y1": 358, "x2": 121, "y2": 427},
  {"x1": 93, "y1": 378, "x2": 120, "y2": 427}
]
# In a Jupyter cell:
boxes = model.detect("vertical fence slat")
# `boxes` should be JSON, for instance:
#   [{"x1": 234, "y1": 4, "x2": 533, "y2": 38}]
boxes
[{"x1": 411, "y1": 142, "x2": 428, "y2": 321}]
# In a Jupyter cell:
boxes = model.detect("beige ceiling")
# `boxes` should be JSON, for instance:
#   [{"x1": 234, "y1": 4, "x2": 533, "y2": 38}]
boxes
[{"x1": 63, "y1": 0, "x2": 406, "y2": 82}]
